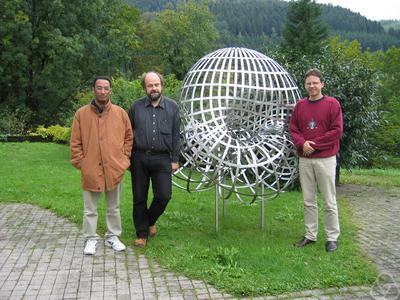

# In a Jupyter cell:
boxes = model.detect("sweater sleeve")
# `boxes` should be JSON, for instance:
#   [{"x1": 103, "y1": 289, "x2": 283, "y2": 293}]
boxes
[
  {"x1": 312, "y1": 101, "x2": 343, "y2": 150},
  {"x1": 289, "y1": 104, "x2": 306, "y2": 151}
]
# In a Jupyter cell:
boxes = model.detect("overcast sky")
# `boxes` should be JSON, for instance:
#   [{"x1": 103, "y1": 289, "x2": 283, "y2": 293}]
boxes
[{"x1": 314, "y1": 0, "x2": 400, "y2": 21}]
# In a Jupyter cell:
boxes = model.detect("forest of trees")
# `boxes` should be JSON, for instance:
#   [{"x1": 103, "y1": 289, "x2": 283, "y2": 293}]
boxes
[
  {"x1": 1, "y1": 0, "x2": 399, "y2": 169},
  {"x1": 127, "y1": 0, "x2": 400, "y2": 51}
]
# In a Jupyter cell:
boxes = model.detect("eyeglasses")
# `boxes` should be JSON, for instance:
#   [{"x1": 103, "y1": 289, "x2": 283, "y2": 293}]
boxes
[{"x1": 95, "y1": 86, "x2": 111, "y2": 91}]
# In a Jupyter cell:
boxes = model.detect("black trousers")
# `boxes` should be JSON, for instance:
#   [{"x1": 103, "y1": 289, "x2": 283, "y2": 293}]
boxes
[{"x1": 130, "y1": 151, "x2": 172, "y2": 238}]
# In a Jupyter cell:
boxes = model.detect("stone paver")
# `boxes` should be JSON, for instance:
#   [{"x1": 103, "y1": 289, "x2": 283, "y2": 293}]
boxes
[
  {"x1": 336, "y1": 184, "x2": 400, "y2": 300},
  {"x1": 0, "y1": 203, "x2": 235, "y2": 300},
  {"x1": 0, "y1": 184, "x2": 399, "y2": 299}
]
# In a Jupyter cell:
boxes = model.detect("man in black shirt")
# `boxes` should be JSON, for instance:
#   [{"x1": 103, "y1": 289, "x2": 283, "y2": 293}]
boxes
[{"x1": 128, "y1": 71, "x2": 181, "y2": 247}]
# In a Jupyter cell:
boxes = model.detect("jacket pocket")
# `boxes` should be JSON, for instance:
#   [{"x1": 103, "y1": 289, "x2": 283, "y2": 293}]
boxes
[
  {"x1": 109, "y1": 154, "x2": 129, "y2": 186},
  {"x1": 80, "y1": 157, "x2": 98, "y2": 189}
]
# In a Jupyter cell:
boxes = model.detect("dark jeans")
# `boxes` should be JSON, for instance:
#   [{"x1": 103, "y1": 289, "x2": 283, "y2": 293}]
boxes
[{"x1": 130, "y1": 151, "x2": 172, "y2": 238}]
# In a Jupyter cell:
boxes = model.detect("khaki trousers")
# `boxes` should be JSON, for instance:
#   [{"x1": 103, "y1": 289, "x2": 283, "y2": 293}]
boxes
[
  {"x1": 299, "y1": 156, "x2": 340, "y2": 241},
  {"x1": 82, "y1": 182, "x2": 123, "y2": 240}
]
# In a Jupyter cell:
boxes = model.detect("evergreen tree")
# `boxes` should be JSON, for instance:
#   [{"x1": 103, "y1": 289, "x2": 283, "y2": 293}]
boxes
[{"x1": 282, "y1": 0, "x2": 329, "y2": 60}]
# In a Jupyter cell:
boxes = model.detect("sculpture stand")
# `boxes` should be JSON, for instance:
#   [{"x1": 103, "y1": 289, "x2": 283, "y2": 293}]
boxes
[
  {"x1": 214, "y1": 182, "x2": 220, "y2": 232},
  {"x1": 260, "y1": 183, "x2": 265, "y2": 231},
  {"x1": 214, "y1": 180, "x2": 266, "y2": 232}
]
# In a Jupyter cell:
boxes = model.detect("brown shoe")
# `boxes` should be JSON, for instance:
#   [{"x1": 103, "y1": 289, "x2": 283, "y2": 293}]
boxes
[
  {"x1": 325, "y1": 241, "x2": 338, "y2": 252},
  {"x1": 149, "y1": 225, "x2": 157, "y2": 237},
  {"x1": 133, "y1": 238, "x2": 147, "y2": 247},
  {"x1": 294, "y1": 237, "x2": 316, "y2": 247}
]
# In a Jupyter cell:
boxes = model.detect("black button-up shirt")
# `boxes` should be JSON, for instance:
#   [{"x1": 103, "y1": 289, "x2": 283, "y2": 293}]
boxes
[{"x1": 128, "y1": 96, "x2": 181, "y2": 162}]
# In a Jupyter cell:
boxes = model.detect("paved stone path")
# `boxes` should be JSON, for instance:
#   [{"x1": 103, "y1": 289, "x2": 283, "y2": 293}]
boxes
[
  {"x1": 334, "y1": 184, "x2": 400, "y2": 300},
  {"x1": 0, "y1": 184, "x2": 399, "y2": 299},
  {"x1": 0, "y1": 203, "x2": 233, "y2": 300}
]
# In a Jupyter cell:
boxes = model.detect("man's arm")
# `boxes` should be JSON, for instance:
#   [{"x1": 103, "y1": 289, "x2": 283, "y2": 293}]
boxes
[
  {"x1": 289, "y1": 105, "x2": 306, "y2": 151},
  {"x1": 70, "y1": 113, "x2": 84, "y2": 169},
  {"x1": 128, "y1": 102, "x2": 135, "y2": 130},
  {"x1": 171, "y1": 104, "x2": 181, "y2": 172},
  {"x1": 122, "y1": 111, "x2": 134, "y2": 159}
]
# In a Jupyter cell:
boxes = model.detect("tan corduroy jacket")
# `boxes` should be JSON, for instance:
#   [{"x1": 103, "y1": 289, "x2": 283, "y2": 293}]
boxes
[{"x1": 70, "y1": 100, "x2": 133, "y2": 192}]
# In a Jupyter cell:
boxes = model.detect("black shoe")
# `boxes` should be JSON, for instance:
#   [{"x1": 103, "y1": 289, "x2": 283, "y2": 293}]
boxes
[
  {"x1": 325, "y1": 241, "x2": 338, "y2": 252},
  {"x1": 294, "y1": 237, "x2": 316, "y2": 247}
]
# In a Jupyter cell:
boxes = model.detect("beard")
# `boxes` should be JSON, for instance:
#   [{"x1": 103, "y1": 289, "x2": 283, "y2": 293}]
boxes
[{"x1": 149, "y1": 92, "x2": 161, "y2": 102}]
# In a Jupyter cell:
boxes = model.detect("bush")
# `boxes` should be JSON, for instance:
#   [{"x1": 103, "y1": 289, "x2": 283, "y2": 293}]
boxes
[
  {"x1": 0, "y1": 106, "x2": 33, "y2": 135},
  {"x1": 163, "y1": 74, "x2": 182, "y2": 101},
  {"x1": 370, "y1": 96, "x2": 400, "y2": 166},
  {"x1": 33, "y1": 125, "x2": 71, "y2": 144},
  {"x1": 111, "y1": 74, "x2": 182, "y2": 110},
  {"x1": 371, "y1": 155, "x2": 400, "y2": 169},
  {"x1": 111, "y1": 77, "x2": 144, "y2": 110}
]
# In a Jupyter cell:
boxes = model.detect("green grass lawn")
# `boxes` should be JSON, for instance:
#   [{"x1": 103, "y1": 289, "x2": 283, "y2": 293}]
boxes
[
  {"x1": 0, "y1": 142, "x2": 381, "y2": 297},
  {"x1": 340, "y1": 168, "x2": 400, "y2": 187}
]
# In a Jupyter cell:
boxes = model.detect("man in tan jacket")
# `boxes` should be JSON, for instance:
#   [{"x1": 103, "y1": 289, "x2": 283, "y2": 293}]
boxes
[{"x1": 70, "y1": 76, "x2": 133, "y2": 255}]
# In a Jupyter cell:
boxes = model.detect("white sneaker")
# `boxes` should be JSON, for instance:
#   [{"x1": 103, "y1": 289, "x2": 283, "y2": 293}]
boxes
[
  {"x1": 84, "y1": 239, "x2": 97, "y2": 255},
  {"x1": 105, "y1": 236, "x2": 126, "y2": 252}
]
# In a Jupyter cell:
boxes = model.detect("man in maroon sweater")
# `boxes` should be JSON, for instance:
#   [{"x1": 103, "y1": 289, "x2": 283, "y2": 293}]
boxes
[{"x1": 290, "y1": 68, "x2": 343, "y2": 252}]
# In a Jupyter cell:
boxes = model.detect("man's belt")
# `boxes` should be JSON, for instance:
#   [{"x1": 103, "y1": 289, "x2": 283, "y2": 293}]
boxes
[{"x1": 134, "y1": 149, "x2": 169, "y2": 155}]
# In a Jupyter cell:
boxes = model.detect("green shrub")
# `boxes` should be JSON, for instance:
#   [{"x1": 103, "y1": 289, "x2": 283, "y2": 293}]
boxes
[
  {"x1": 0, "y1": 106, "x2": 33, "y2": 135},
  {"x1": 111, "y1": 77, "x2": 143, "y2": 110},
  {"x1": 370, "y1": 96, "x2": 400, "y2": 167},
  {"x1": 163, "y1": 74, "x2": 182, "y2": 101},
  {"x1": 371, "y1": 155, "x2": 400, "y2": 169},
  {"x1": 33, "y1": 125, "x2": 71, "y2": 144},
  {"x1": 111, "y1": 74, "x2": 182, "y2": 110},
  {"x1": 73, "y1": 89, "x2": 93, "y2": 108}
]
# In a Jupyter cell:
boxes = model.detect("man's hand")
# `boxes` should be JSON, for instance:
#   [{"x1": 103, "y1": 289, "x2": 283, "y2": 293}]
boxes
[
  {"x1": 171, "y1": 162, "x2": 180, "y2": 173},
  {"x1": 303, "y1": 141, "x2": 315, "y2": 156}
]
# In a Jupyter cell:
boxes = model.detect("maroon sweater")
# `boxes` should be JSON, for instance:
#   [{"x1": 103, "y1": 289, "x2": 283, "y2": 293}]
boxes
[{"x1": 290, "y1": 96, "x2": 343, "y2": 158}]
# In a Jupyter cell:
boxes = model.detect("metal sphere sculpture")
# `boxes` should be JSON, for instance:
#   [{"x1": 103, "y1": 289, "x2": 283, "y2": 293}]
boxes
[{"x1": 174, "y1": 47, "x2": 301, "y2": 202}]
